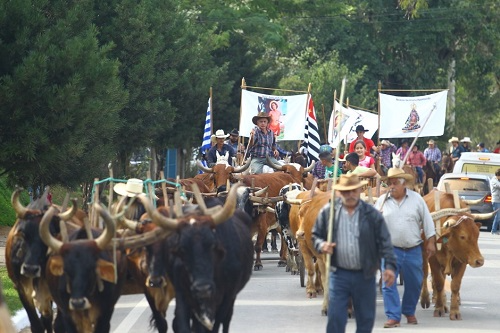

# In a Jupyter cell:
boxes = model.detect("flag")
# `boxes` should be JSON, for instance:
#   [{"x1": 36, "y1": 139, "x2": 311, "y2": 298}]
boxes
[
  {"x1": 302, "y1": 96, "x2": 320, "y2": 163},
  {"x1": 201, "y1": 98, "x2": 212, "y2": 152},
  {"x1": 379, "y1": 90, "x2": 448, "y2": 138}
]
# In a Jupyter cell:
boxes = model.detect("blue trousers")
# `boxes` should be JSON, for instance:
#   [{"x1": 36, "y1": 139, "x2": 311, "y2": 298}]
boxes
[
  {"x1": 381, "y1": 246, "x2": 423, "y2": 321},
  {"x1": 327, "y1": 268, "x2": 376, "y2": 333},
  {"x1": 415, "y1": 166, "x2": 424, "y2": 183},
  {"x1": 492, "y1": 202, "x2": 500, "y2": 233}
]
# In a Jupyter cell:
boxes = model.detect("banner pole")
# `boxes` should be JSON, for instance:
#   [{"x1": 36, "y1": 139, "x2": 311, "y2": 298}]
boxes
[
  {"x1": 321, "y1": 104, "x2": 327, "y2": 143},
  {"x1": 210, "y1": 87, "x2": 213, "y2": 136}
]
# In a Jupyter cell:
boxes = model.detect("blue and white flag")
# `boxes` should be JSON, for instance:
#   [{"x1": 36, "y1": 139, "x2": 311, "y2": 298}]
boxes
[{"x1": 201, "y1": 98, "x2": 212, "y2": 152}]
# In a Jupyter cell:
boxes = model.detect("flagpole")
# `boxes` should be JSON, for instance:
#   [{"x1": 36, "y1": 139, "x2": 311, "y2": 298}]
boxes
[
  {"x1": 210, "y1": 87, "x2": 213, "y2": 136},
  {"x1": 329, "y1": 90, "x2": 336, "y2": 147},
  {"x1": 321, "y1": 104, "x2": 327, "y2": 143},
  {"x1": 376, "y1": 81, "x2": 382, "y2": 172},
  {"x1": 240, "y1": 78, "x2": 249, "y2": 164},
  {"x1": 325, "y1": 77, "x2": 347, "y2": 298}
]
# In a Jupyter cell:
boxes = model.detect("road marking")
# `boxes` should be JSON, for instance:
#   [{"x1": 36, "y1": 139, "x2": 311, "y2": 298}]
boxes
[{"x1": 113, "y1": 297, "x2": 149, "y2": 333}]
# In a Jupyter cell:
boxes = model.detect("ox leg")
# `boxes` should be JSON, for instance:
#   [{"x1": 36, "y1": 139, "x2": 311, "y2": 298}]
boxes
[
  {"x1": 449, "y1": 263, "x2": 467, "y2": 320},
  {"x1": 17, "y1": 291, "x2": 44, "y2": 333},
  {"x1": 315, "y1": 256, "x2": 328, "y2": 316},
  {"x1": 299, "y1": 240, "x2": 317, "y2": 299},
  {"x1": 144, "y1": 290, "x2": 167, "y2": 333},
  {"x1": 277, "y1": 233, "x2": 288, "y2": 268},
  {"x1": 270, "y1": 230, "x2": 279, "y2": 253},
  {"x1": 420, "y1": 253, "x2": 431, "y2": 309},
  {"x1": 430, "y1": 256, "x2": 447, "y2": 317},
  {"x1": 172, "y1": 295, "x2": 191, "y2": 333},
  {"x1": 253, "y1": 217, "x2": 267, "y2": 271}
]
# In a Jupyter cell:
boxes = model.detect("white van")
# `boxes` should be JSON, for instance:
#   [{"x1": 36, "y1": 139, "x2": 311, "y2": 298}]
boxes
[{"x1": 453, "y1": 152, "x2": 500, "y2": 175}]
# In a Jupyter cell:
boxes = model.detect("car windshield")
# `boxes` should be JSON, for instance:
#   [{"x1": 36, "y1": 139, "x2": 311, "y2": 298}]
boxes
[{"x1": 442, "y1": 179, "x2": 489, "y2": 192}]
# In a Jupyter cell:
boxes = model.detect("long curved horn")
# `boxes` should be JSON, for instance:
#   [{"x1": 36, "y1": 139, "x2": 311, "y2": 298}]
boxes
[
  {"x1": 233, "y1": 158, "x2": 251, "y2": 173},
  {"x1": 284, "y1": 198, "x2": 303, "y2": 205},
  {"x1": 253, "y1": 186, "x2": 269, "y2": 197},
  {"x1": 106, "y1": 227, "x2": 172, "y2": 251},
  {"x1": 212, "y1": 183, "x2": 240, "y2": 225},
  {"x1": 138, "y1": 194, "x2": 179, "y2": 231},
  {"x1": 94, "y1": 204, "x2": 116, "y2": 250},
  {"x1": 197, "y1": 160, "x2": 214, "y2": 174},
  {"x1": 266, "y1": 155, "x2": 284, "y2": 170},
  {"x1": 430, "y1": 208, "x2": 470, "y2": 220},
  {"x1": 58, "y1": 199, "x2": 78, "y2": 221},
  {"x1": 11, "y1": 189, "x2": 28, "y2": 218},
  {"x1": 39, "y1": 206, "x2": 63, "y2": 253},
  {"x1": 304, "y1": 160, "x2": 315, "y2": 172},
  {"x1": 471, "y1": 210, "x2": 498, "y2": 220},
  {"x1": 462, "y1": 197, "x2": 485, "y2": 205},
  {"x1": 249, "y1": 195, "x2": 284, "y2": 204},
  {"x1": 190, "y1": 183, "x2": 208, "y2": 214},
  {"x1": 443, "y1": 218, "x2": 458, "y2": 228}
]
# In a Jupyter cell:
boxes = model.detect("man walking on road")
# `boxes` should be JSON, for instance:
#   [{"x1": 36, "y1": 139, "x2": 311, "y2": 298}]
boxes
[
  {"x1": 375, "y1": 168, "x2": 436, "y2": 328},
  {"x1": 312, "y1": 173, "x2": 397, "y2": 333}
]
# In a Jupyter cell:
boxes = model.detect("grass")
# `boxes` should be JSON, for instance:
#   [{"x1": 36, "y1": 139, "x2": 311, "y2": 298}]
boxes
[{"x1": 0, "y1": 267, "x2": 23, "y2": 315}]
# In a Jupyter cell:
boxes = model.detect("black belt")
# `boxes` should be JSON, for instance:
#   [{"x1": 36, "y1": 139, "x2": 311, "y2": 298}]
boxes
[{"x1": 394, "y1": 244, "x2": 421, "y2": 251}]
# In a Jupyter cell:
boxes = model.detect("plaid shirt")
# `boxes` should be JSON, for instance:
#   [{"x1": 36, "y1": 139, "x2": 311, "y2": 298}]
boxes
[
  {"x1": 423, "y1": 147, "x2": 442, "y2": 163},
  {"x1": 249, "y1": 126, "x2": 275, "y2": 158},
  {"x1": 407, "y1": 151, "x2": 426, "y2": 167},
  {"x1": 375, "y1": 144, "x2": 397, "y2": 168}
]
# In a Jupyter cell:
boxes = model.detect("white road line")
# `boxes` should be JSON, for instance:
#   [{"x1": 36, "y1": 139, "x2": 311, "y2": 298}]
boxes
[{"x1": 112, "y1": 297, "x2": 149, "y2": 333}]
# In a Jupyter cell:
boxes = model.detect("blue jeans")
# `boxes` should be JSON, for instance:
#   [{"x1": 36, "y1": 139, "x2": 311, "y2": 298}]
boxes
[
  {"x1": 249, "y1": 156, "x2": 279, "y2": 174},
  {"x1": 492, "y1": 202, "x2": 500, "y2": 233},
  {"x1": 415, "y1": 166, "x2": 424, "y2": 183},
  {"x1": 327, "y1": 268, "x2": 376, "y2": 333},
  {"x1": 382, "y1": 246, "x2": 423, "y2": 321}
]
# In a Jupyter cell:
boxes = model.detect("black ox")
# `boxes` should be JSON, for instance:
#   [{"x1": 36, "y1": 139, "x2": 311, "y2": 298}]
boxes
[{"x1": 142, "y1": 183, "x2": 254, "y2": 332}]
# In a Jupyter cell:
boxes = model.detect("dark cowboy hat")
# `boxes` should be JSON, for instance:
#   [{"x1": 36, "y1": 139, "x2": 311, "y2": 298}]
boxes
[
  {"x1": 252, "y1": 112, "x2": 271, "y2": 125},
  {"x1": 355, "y1": 125, "x2": 369, "y2": 132},
  {"x1": 229, "y1": 128, "x2": 239, "y2": 136}
]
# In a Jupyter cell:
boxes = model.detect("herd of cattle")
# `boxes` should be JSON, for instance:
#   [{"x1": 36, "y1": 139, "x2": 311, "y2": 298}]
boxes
[{"x1": 3, "y1": 158, "x2": 497, "y2": 332}]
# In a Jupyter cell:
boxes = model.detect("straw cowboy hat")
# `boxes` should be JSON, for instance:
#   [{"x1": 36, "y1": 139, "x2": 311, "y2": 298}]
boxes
[
  {"x1": 332, "y1": 173, "x2": 368, "y2": 191},
  {"x1": 382, "y1": 168, "x2": 414, "y2": 182},
  {"x1": 460, "y1": 137, "x2": 471, "y2": 143},
  {"x1": 427, "y1": 139, "x2": 435, "y2": 145},
  {"x1": 114, "y1": 178, "x2": 145, "y2": 197},
  {"x1": 381, "y1": 139, "x2": 392, "y2": 146},
  {"x1": 448, "y1": 136, "x2": 459, "y2": 143},
  {"x1": 211, "y1": 129, "x2": 229, "y2": 140},
  {"x1": 252, "y1": 112, "x2": 272, "y2": 125}
]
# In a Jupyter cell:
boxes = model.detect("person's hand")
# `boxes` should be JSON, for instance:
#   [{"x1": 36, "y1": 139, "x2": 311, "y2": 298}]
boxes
[
  {"x1": 321, "y1": 241, "x2": 336, "y2": 254},
  {"x1": 383, "y1": 269, "x2": 396, "y2": 287},
  {"x1": 273, "y1": 149, "x2": 279, "y2": 157}
]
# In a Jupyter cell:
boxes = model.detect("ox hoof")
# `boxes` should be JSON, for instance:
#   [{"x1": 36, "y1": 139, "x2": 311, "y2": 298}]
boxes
[
  {"x1": 433, "y1": 309, "x2": 446, "y2": 317},
  {"x1": 420, "y1": 298, "x2": 430, "y2": 309},
  {"x1": 254, "y1": 264, "x2": 263, "y2": 271},
  {"x1": 321, "y1": 309, "x2": 327, "y2": 316},
  {"x1": 291, "y1": 270, "x2": 298, "y2": 276},
  {"x1": 285, "y1": 266, "x2": 291, "y2": 272},
  {"x1": 277, "y1": 260, "x2": 287, "y2": 267},
  {"x1": 449, "y1": 312, "x2": 462, "y2": 320},
  {"x1": 307, "y1": 292, "x2": 317, "y2": 299}
]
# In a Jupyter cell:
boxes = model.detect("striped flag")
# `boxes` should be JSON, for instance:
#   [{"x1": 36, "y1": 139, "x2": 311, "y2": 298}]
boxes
[
  {"x1": 302, "y1": 96, "x2": 320, "y2": 163},
  {"x1": 201, "y1": 98, "x2": 212, "y2": 152}
]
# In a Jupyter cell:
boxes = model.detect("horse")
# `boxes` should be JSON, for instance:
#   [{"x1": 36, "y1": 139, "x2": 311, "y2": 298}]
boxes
[
  {"x1": 422, "y1": 160, "x2": 440, "y2": 194},
  {"x1": 441, "y1": 153, "x2": 454, "y2": 175}
]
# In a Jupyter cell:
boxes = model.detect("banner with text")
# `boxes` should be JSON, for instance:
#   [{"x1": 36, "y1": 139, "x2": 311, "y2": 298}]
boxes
[{"x1": 328, "y1": 101, "x2": 378, "y2": 147}]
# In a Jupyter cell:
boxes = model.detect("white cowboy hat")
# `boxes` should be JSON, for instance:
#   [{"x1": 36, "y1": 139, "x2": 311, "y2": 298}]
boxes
[
  {"x1": 460, "y1": 137, "x2": 471, "y2": 143},
  {"x1": 381, "y1": 139, "x2": 392, "y2": 146},
  {"x1": 382, "y1": 168, "x2": 414, "y2": 182},
  {"x1": 211, "y1": 129, "x2": 229, "y2": 140},
  {"x1": 427, "y1": 139, "x2": 435, "y2": 145},
  {"x1": 332, "y1": 173, "x2": 368, "y2": 191},
  {"x1": 448, "y1": 136, "x2": 459, "y2": 143},
  {"x1": 113, "y1": 178, "x2": 144, "y2": 197}
]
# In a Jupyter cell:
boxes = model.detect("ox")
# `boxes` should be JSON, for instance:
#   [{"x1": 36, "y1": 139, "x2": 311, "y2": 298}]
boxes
[
  {"x1": 5, "y1": 189, "x2": 79, "y2": 333},
  {"x1": 143, "y1": 184, "x2": 254, "y2": 332},
  {"x1": 266, "y1": 156, "x2": 315, "y2": 189},
  {"x1": 197, "y1": 159, "x2": 251, "y2": 193},
  {"x1": 420, "y1": 190, "x2": 494, "y2": 320},
  {"x1": 289, "y1": 189, "x2": 330, "y2": 315}
]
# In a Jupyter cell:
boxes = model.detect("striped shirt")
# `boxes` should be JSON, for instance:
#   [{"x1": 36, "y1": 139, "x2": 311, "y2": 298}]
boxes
[
  {"x1": 374, "y1": 189, "x2": 435, "y2": 248},
  {"x1": 424, "y1": 147, "x2": 442, "y2": 163},
  {"x1": 335, "y1": 206, "x2": 362, "y2": 270},
  {"x1": 249, "y1": 126, "x2": 275, "y2": 158}
]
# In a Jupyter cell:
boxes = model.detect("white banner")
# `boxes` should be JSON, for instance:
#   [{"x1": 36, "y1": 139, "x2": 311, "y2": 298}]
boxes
[
  {"x1": 379, "y1": 90, "x2": 448, "y2": 138},
  {"x1": 239, "y1": 90, "x2": 308, "y2": 141},
  {"x1": 327, "y1": 101, "x2": 378, "y2": 148}
]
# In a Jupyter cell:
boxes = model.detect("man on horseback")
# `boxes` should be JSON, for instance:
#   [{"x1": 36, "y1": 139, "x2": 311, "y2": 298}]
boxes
[
  {"x1": 423, "y1": 139, "x2": 441, "y2": 183},
  {"x1": 407, "y1": 144, "x2": 426, "y2": 184}
]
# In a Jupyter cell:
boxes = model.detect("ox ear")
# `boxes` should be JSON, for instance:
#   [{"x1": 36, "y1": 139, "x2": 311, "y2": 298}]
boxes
[
  {"x1": 48, "y1": 256, "x2": 64, "y2": 276},
  {"x1": 96, "y1": 259, "x2": 116, "y2": 283},
  {"x1": 437, "y1": 228, "x2": 451, "y2": 244},
  {"x1": 475, "y1": 222, "x2": 482, "y2": 229}
]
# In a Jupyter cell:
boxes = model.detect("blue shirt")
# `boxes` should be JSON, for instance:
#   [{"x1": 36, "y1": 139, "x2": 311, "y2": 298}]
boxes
[{"x1": 249, "y1": 126, "x2": 276, "y2": 158}]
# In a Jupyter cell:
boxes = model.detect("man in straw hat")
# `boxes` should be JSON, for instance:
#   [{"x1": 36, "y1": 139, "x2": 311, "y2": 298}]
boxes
[
  {"x1": 375, "y1": 139, "x2": 397, "y2": 176},
  {"x1": 449, "y1": 136, "x2": 465, "y2": 162},
  {"x1": 312, "y1": 173, "x2": 396, "y2": 333},
  {"x1": 374, "y1": 168, "x2": 436, "y2": 328},
  {"x1": 460, "y1": 136, "x2": 472, "y2": 152},
  {"x1": 423, "y1": 139, "x2": 442, "y2": 181},
  {"x1": 207, "y1": 129, "x2": 236, "y2": 167},
  {"x1": 113, "y1": 178, "x2": 148, "y2": 219},
  {"x1": 248, "y1": 112, "x2": 280, "y2": 174}
]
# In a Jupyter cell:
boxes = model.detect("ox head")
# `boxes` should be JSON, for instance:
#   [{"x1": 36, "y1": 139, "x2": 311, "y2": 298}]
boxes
[
  {"x1": 8, "y1": 189, "x2": 77, "y2": 278},
  {"x1": 197, "y1": 158, "x2": 251, "y2": 193},
  {"x1": 41, "y1": 204, "x2": 119, "y2": 311},
  {"x1": 145, "y1": 184, "x2": 240, "y2": 330},
  {"x1": 275, "y1": 183, "x2": 303, "y2": 230},
  {"x1": 265, "y1": 155, "x2": 315, "y2": 183}
]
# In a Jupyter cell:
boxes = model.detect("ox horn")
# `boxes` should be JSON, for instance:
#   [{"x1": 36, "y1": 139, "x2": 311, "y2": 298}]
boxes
[
  {"x1": 197, "y1": 160, "x2": 214, "y2": 174},
  {"x1": 11, "y1": 189, "x2": 28, "y2": 218},
  {"x1": 303, "y1": 160, "x2": 315, "y2": 172},
  {"x1": 462, "y1": 196, "x2": 486, "y2": 205},
  {"x1": 94, "y1": 204, "x2": 116, "y2": 250},
  {"x1": 39, "y1": 206, "x2": 63, "y2": 253},
  {"x1": 284, "y1": 198, "x2": 303, "y2": 205},
  {"x1": 58, "y1": 199, "x2": 78, "y2": 221},
  {"x1": 471, "y1": 210, "x2": 498, "y2": 220},
  {"x1": 430, "y1": 208, "x2": 470, "y2": 220},
  {"x1": 138, "y1": 194, "x2": 180, "y2": 231},
  {"x1": 266, "y1": 155, "x2": 284, "y2": 170},
  {"x1": 443, "y1": 218, "x2": 458, "y2": 228},
  {"x1": 114, "y1": 195, "x2": 141, "y2": 231},
  {"x1": 233, "y1": 158, "x2": 251, "y2": 173},
  {"x1": 253, "y1": 186, "x2": 269, "y2": 197},
  {"x1": 212, "y1": 183, "x2": 240, "y2": 225}
]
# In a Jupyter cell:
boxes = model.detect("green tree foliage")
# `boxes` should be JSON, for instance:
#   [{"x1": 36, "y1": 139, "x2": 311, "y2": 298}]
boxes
[{"x1": 0, "y1": 0, "x2": 127, "y2": 190}]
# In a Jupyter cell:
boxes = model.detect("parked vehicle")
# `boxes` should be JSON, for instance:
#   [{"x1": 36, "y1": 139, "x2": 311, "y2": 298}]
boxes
[
  {"x1": 437, "y1": 173, "x2": 494, "y2": 231},
  {"x1": 453, "y1": 152, "x2": 500, "y2": 175}
]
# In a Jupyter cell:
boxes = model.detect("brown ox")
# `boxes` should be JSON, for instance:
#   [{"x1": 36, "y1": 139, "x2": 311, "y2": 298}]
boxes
[
  {"x1": 197, "y1": 159, "x2": 251, "y2": 193},
  {"x1": 420, "y1": 189, "x2": 492, "y2": 320},
  {"x1": 266, "y1": 156, "x2": 315, "y2": 189},
  {"x1": 240, "y1": 172, "x2": 296, "y2": 270},
  {"x1": 289, "y1": 190, "x2": 330, "y2": 315}
]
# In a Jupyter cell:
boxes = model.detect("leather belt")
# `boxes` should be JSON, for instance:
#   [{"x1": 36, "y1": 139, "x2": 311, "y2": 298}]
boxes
[{"x1": 394, "y1": 244, "x2": 421, "y2": 251}]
